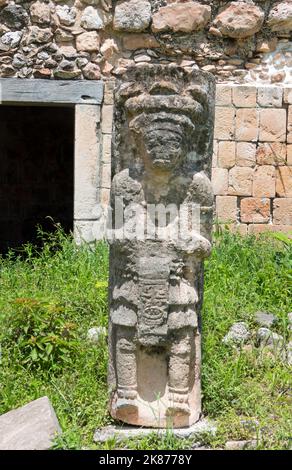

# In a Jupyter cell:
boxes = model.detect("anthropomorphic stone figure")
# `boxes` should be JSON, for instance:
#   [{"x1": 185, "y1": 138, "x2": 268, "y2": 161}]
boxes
[{"x1": 108, "y1": 64, "x2": 215, "y2": 428}]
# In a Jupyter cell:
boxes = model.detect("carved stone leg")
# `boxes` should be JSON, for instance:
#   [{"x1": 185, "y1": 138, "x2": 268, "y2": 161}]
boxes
[
  {"x1": 114, "y1": 326, "x2": 138, "y2": 422},
  {"x1": 167, "y1": 329, "x2": 193, "y2": 417}
]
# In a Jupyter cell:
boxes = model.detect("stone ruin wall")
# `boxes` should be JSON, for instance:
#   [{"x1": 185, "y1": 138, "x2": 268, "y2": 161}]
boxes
[{"x1": 0, "y1": 0, "x2": 292, "y2": 234}]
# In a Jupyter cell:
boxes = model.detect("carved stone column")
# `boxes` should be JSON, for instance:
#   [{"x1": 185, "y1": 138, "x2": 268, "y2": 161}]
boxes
[{"x1": 108, "y1": 64, "x2": 215, "y2": 428}]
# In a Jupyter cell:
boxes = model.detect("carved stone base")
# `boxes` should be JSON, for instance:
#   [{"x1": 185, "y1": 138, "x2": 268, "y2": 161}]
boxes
[
  {"x1": 94, "y1": 419, "x2": 217, "y2": 444},
  {"x1": 110, "y1": 382, "x2": 201, "y2": 428}
]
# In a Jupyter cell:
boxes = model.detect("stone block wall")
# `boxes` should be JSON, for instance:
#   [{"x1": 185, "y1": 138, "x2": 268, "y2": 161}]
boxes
[{"x1": 213, "y1": 84, "x2": 292, "y2": 234}]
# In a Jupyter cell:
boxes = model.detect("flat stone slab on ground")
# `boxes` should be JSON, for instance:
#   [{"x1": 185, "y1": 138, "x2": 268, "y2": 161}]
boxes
[
  {"x1": 0, "y1": 396, "x2": 62, "y2": 450},
  {"x1": 94, "y1": 419, "x2": 216, "y2": 443}
]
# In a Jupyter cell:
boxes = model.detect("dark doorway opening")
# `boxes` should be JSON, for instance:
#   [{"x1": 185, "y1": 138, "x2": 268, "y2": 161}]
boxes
[{"x1": 0, "y1": 105, "x2": 74, "y2": 254}]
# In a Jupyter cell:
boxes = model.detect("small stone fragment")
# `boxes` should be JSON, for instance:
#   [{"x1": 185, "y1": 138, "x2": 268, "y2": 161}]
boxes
[
  {"x1": 211, "y1": 2, "x2": 264, "y2": 39},
  {"x1": 56, "y1": 5, "x2": 76, "y2": 27},
  {"x1": 256, "y1": 328, "x2": 284, "y2": 349},
  {"x1": 254, "y1": 312, "x2": 277, "y2": 328},
  {"x1": 223, "y1": 322, "x2": 250, "y2": 346},
  {"x1": 152, "y1": 2, "x2": 211, "y2": 33},
  {"x1": 81, "y1": 6, "x2": 104, "y2": 30},
  {"x1": 87, "y1": 326, "x2": 107, "y2": 343},
  {"x1": 113, "y1": 0, "x2": 151, "y2": 32},
  {"x1": 0, "y1": 397, "x2": 61, "y2": 450}
]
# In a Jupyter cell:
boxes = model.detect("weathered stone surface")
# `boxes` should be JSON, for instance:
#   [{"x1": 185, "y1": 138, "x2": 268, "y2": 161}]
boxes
[
  {"x1": 233, "y1": 86, "x2": 256, "y2": 108},
  {"x1": 83, "y1": 62, "x2": 101, "y2": 79},
  {"x1": 152, "y1": 2, "x2": 211, "y2": 33},
  {"x1": 236, "y1": 142, "x2": 256, "y2": 167},
  {"x1": 215, "y1": 84, "x2": 232, "y2": 106},
  {"x1": 253, "y1": 165, "x2": 275, "y2": 198},
  {"x1": 123, "y1": 33, "x2": 160, "y2": 50},
  {"x1": 223, "y1": 322, "x2": 250, "y2": 346},
  {"x1": 268, "y1": 2, "x2": 292, "y2": 33},
  {"x1": 212, "y1": 168, "x2": 229, "y2": 195},
  {"x1": 228, "y1": 167, "x2": 253, "y2": 196},
  {"x1": 0, "y1": 397, "x2": 61, "y2": 450},
  {"x1": 225, "y1": 440, "x2": 257, "y2": 450},
  {"x1": 0, "y1": 31, "x2": 22, "y2": 51},
  {"x1": 76, "y1": 31, "x2": 100, "y2": 52},
  {"x1": 0, "y1": 4, "x2": 29, "y2": 30},
  {"x1": 211, "y1": 2, "x2": 264, "y2": 39},
  {"x1": 81, "y1": 6, "x2": 104, "y2": 30},
  {"x1": 216, "y1": 196, "x2": 237, "y2": 223},
  {"x1": 56, "y1": 5, "x2": 76, "y2": 27},
  {"x1": 257, "y1": 86, "x2": 283, "y2": 108},
  {"x1": 256, "y1": 143, "x2": 286, "y2": 166},
  {"x1": 113, "y1": 0, "x2": 151, "y2": 32},
  {"x1": 214, "y1": 107, "x2": 235, "y2": 140},
  {"x1": 241, "y1": 197, "x2": 270, "y2": 224},
  {"x1": 30, "y1": 1, "x2": 51, "y2": 25},
  {"x1": 235, "y1": 109, "x2": 258, "y2": 142},
  {"x1": 108, "y1": 65, "x2": 215, "y2": 428},
  {"x1": 273, "y1": 198, "x2": 292, "y2": 225},
  {"x1": 87, "y1": 326, "x2": 107, "y2": 343},
  {"x1": 256, "y1": 328, "x2": 284, "y2": 350},
  {"x1": 276, "y1": 167, "x2": 292, "y2": 197},
  {"x1": 254, "y1": 312, "x2": 277, "y2": 328},
  {"x1": 94, "y1": 419, "x2": 217, "y2": 443},
  {"x1": 259, "y1": 109, "x2": 287, "y2": 143},
  {"x1": 217, "y1": 141, "x2": 235, "y2": 169},
  {"x1": 26, "y1": 26, "x2": 53, "y2": 45}
]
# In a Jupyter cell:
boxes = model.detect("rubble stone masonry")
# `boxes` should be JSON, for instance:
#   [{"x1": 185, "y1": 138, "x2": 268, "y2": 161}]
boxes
[{"x1": 0, "y1": 1, "x2": 291, "y2": 235}]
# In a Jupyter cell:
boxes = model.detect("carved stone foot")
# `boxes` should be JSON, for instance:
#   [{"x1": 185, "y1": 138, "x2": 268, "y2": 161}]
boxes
[
  {"x1": 114, "y1": 388, "x2": 139, "y2": 423},
  {"x1": 167, "y1": 391, "x2": 191, "y2": 416},
  {"x1": 114, "y1": 397, "x2": 138, "y2": 423}
]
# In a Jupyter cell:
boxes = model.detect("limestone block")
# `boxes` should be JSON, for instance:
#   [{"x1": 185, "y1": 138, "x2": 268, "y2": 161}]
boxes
[
  {"x1": 216, "y1": 196, "x2": 238, "y2": 223},
  {"x1": 287, "y1": 145, "x2": 292, "y2": 165},
  {"x1": 253, "y1": 166, "x2": 275, "y2": 198},
  {"x1": 235, "y1": 109, "x2": 258, "y2": 142},
  {"x1": 218, "y1": 141, "x2": 235, "y2": 169},
  {"x1": 287, "y1": 106, "x2": 292, "y2": 144},
  {"x1": 102, "y1": 133, "x2": 112, "y2": 164},
  {"x1": 81, "y1": 6, "x2": 104, "y2": 30},
  {"x1": 248, "y1": 224, "x2": 274, "y2": 235},
  {"x1": 256, "y1": 143, "x2": 286, "y2": 166},
  {"x1": 215, "y1": 84, "x2": 232, "y2": 107},
  {"x1": 30, "y1": 1, "x2": 51, "y2": 25},
  {"x1": 123, "y1": 34, "x2": 160, "y2": 50},
  {"x1": 152, "y1": 2, "x2": 211, "y2": 33},
  {"x1": 257, "y1": 87, "x2": 283, "y2": 108},
  {"x1": 284, "y1": 87, "x2": 292, "y2": 105},
  {"x1": 267, "y1": 2, "x2": 292, "y2": 33},
  {"x1": 212, "y1": 168, "x2": 228, "y2": 195},
  {"x1": 228, "y1": 167, "x2": 253, "y2": 196},
  {"x1": 76, "y1": 31, "x2": 100, "y2": 52},
  {"x1": 232, "y1": 86, "x2": 257, "y2": 108},
  {"x1": 273, "y1": 198, "x2": 292, "y2": 225},
  {"x1": 241, "y1": 198, "x2": 270, "y2": 224},
  {"x1": 276, "y1": 167, "x2": 292, "y2": 197},
  {"x1": 0, "y1": 397, "x2": 61, "y2": 450},
  {"x1": 113, "y1": 0, "x2": 151, "y2": 32},
  {"x1": 210, "y1": 2, "x2": 264, "y2": 38},
  {"x1": 236, "y1": 142, "x2": 256, "y2": 167},
  {"x1": 214, "y1": 107, "x2": 235, "y2": 140},
  {"x1": 259, "y1": 109, "x2": 286, "y2": 142},
  {"x1": 74, "y1": 105, "x2": 101, "y2": 219},
  {"x1": 101, "y1": 104, "x2": 114, "y2": 134}
]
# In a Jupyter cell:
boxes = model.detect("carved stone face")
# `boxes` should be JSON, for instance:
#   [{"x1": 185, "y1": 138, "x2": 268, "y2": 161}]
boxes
[{"x1": 119, "y1": 76, "x2": 208, "y2": 170}]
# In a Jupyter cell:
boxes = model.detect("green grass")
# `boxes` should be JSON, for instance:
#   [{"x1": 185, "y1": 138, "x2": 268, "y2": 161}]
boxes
[{"x1": 0, "y1": 227, "x2": 291, "y2": 450}]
